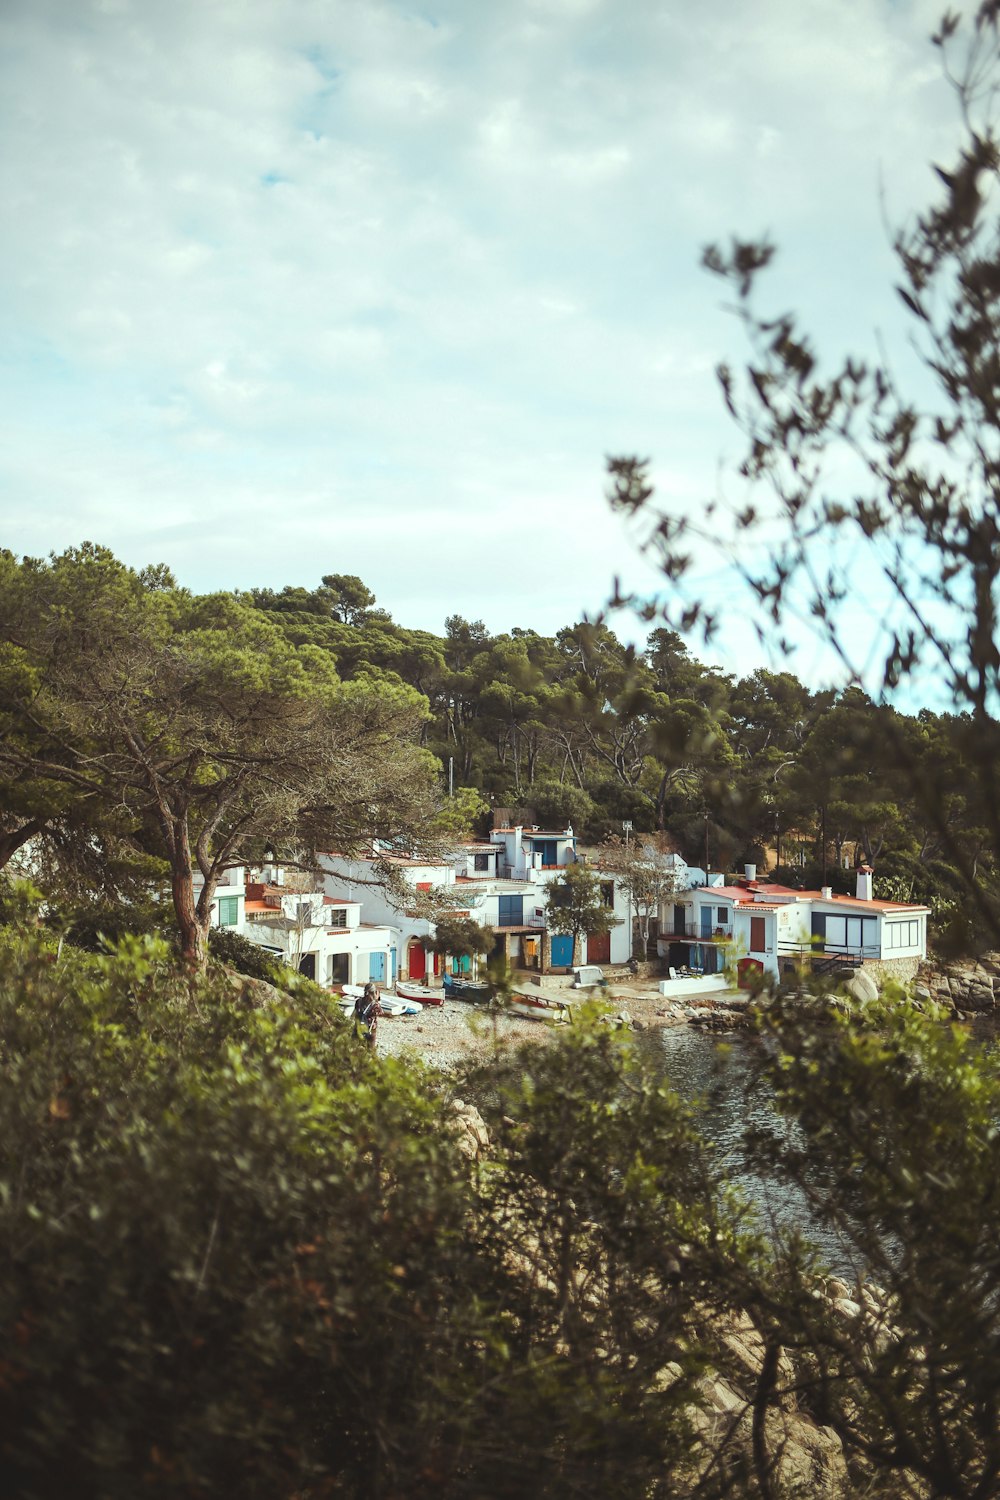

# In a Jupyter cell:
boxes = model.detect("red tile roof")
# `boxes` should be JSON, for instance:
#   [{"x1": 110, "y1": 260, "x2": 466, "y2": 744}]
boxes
[
  {"x1": 799, "y1": 890, "x2": 930, "y2": 912},
  {"x1": 696, "y1": 883, "x2": 928, "y2": 913}
]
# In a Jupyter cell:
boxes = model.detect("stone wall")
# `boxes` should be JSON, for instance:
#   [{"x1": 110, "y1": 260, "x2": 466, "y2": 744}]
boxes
[
  {"x1": 862, "y1": 956, "x2": 921, "y2": 987},
  {"x1": 917, "y1": 952, "x2": 1000, "y2": 1014}
]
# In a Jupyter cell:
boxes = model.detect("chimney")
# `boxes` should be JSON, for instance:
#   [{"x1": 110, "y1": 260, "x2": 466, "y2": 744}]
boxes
[
  {"x1": 821, "y1": 885, "x2": 833, "y2": 900},
  {"x1": 856, "y1": 865, "x2": 873, "y2": 901},
  {"x1": 744, "y1": 863, "x2": 757, "y2": 882}
]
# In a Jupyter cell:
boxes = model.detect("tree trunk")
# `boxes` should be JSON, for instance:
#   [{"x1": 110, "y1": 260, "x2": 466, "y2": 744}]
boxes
[
  {"x1": 163, "y1": 810, "x2": 210, "y2": 969},
  {"x1": 172, "y1": 861, "x2": 207, "y2": 968},
  {"x1": 0, "y1": 819, "x2": 45, "y2": 871},
  {"x1": 654, "y1": 770, "x2": 671, "y2": 832}
]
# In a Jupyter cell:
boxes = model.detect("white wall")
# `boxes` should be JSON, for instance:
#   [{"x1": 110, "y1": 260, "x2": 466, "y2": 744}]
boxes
[{"x1": 879, "y1": 912, "x2": 927, "y2": 959}]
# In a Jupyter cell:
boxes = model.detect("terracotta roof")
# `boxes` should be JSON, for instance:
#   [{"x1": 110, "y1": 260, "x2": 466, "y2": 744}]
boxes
[
  {"x1": 322, "y1": 894, "x2": 355, "y2": 906},
  {"x1": 802, "y1": 891, "x2": 930, "y2": 912},
  {"x1": 698, "y1": 883, "x2": 928, "y2": 914}
]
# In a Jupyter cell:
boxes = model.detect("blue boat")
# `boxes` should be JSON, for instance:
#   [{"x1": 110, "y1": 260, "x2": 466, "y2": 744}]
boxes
[{"x1": 443, "y1": 974, "x2": 492, "y2": 1004}]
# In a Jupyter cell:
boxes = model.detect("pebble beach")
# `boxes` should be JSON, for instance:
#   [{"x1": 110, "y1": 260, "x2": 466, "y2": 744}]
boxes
[{"x1": 374, "y1": 981, "x2": 748, "y2": 1067}]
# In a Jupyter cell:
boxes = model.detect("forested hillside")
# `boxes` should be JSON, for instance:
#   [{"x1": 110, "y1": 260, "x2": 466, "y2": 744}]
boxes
[
  {"x1": 0, "y1": 548, "x2": 989, "y2": 950},
  {"x1": 250, "y1": 570, "x2": 989, "y2": 931}
]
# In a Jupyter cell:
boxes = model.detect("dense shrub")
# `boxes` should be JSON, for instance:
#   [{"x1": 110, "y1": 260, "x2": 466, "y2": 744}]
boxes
[
  {"x1": 0, "y1": 927, "x2": 486, "y2": 1497},
  {"x1": 207, "y1": 922, "x2": 284, "y2": 983}
]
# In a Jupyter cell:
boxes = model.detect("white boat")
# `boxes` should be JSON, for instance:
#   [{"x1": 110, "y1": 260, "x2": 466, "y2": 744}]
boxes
[
  {"x1": 509, "y1": 986, "x2": 574, "y2": 1023},
  {"x1": 394, "y1": 981, "x2": 444, "y2": 1007},
  {"x1": 337, "y1": 989, "x2": 419, "y2": 1019},
  {"x1": 379, "y1": 996, "x2": 420, "y2": 1018}
]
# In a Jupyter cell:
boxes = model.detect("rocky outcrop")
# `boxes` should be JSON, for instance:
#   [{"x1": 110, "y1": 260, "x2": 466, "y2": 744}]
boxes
[
  {"x1": 449, "y1": 1098, "x2": 491, "y2": 1159},
  {"x1": 649, "y1": 994, "x2": 757, "y2": 1032},
  {"x1": 845, "y1": 968, "x2": 879, "y2": 1004},
  {"x1": 656, "y1": 1291, "x2": 859, "y2": 1498},
  {"x1": 917, "y1": 952, "x2": 1000, "y2": 1014}
]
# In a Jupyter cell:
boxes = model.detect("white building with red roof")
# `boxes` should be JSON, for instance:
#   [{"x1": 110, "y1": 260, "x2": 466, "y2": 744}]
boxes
[
  {"x1": 321, "y1": 827, "x2": 628, "y2": 978},
  {"x1": 658, "y1": 865, "x2": 929, "y2": 987},
  {"x1": 193, "y1": 865, "x2": 394, "y2": 989}
]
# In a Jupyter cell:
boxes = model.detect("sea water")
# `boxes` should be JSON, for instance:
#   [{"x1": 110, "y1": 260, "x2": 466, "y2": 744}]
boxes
[{"x1": 639, "y1": 1024, "x2": 860, "y2": 1272}]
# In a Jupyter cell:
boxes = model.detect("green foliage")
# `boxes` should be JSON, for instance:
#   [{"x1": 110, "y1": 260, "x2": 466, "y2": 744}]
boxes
[
  {"x1": 0, "y1": 924, "x2": 486, "y2": 1497},
  {"x1": 748, "y1": 992, "x2": 1000, "y2": 1496},
  {"x1": 8, "y1": 891, "x2": 1000, "y2": 1494},
  {"x1": 0, "y1": 919, "x2": 767, "y2": 1497},
  {"x1": 457, "y1": 1017, "x2": 768, "y2": 1495},
  {"x1": 426, "y1": 913, "x2": 494, "y2": 959},
  {"x1": 206, "y1": 923, "x2": 284, "y2": 984},
  {"x1": 429, "y1": 785, "x2": 490, "y2": 837},
  {"x1": 517, "y1": 776, "x2": 596, "y2": 833},
  {"x1": 770, "y1": 862, "x2": 855, "y2": 895},
  {"x1": 5, "y1": 547, "x2": 982, "y2": 930},
  {"x1": 544, "y1": 861, "x2": 619, "y2": 949},
  {"x1": 0, "y1": 548, "x2": 439, "y2": 966}
]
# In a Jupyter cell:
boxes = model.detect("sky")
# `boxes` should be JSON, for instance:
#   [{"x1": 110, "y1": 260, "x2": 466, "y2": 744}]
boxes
[{"x1": 0, "y1": 0, "x2": 963, "y2": 683}]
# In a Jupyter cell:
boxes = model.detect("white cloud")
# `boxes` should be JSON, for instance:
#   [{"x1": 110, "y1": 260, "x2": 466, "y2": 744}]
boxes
[{"x1": 0, "y1": 0, "x2": 964, "y2": 680}]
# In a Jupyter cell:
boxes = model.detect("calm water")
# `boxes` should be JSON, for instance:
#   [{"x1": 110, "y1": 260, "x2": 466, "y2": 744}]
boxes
[
  {"x1": 640, "y1": 1018, "x2": 1000, "y2": 1273},
  {"x1": 638, "y1": 1025, "x2": 860, "y2": 1271}
]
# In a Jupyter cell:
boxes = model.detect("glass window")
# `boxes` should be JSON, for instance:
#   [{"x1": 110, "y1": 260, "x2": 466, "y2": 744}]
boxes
[
  {"x1": 474, "y1": 852, "x2": 489, "y2": 871},
  {"x1": 329, "y1": 908, "x2": 347, "y2": 928}
]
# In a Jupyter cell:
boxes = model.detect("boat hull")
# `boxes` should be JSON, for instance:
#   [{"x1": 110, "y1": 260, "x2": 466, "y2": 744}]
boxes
[
  {"x1": 443, "y1": 976, "x2": 492, "y2": 1004},
  {"x1": 509, "y1": 988, "x2": 573, "y2": 1022},
  {"x1": 395, "y1": 981, "x2": 445, "y2": 1007}
]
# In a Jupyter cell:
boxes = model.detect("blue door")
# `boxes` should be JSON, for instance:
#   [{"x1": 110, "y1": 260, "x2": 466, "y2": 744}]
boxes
[
  {"x1": 370, "y1": 951, "x2": 386, "y2": 983},
  {"x1": 551, "y1": 934, "x2": 574, "y2": 967},
  {"x1": 498, "y1": 895, "x2": 523, "y2": 925},
  {"x1": 700, "y1": 907, "x2": 713, "y2": 938}
]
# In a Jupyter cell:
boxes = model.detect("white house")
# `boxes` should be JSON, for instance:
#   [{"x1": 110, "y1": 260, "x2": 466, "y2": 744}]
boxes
[
  {"x1": 243, "y1": 880, "x2": 394, "y2": 988},
  {"x1": 322, "y1": 833, "x2": 632, "y2": 977},
  {"x1": 452, "y1": 841, "x2": 501, "y2": 880},
  {"x1": 319, "y1": 851, "x2": 469, "y2": 983},
  {"x1": 658, "y1": 865, "x2": 929, "y2": 986},
  {"x1": 489, "y1": 824, "x2": 577, "y2": 879},
  {"x1": 193, "y1": 865, "x2": 393, "y2": 988}
]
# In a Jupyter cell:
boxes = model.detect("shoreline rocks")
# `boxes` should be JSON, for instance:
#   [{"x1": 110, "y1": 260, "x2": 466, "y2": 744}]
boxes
[{"x1": 917, "y1": 952, "x2": 1000, "y2": 1014}]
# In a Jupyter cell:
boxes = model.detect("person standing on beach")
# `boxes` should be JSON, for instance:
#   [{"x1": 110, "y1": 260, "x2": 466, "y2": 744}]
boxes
[{"x1": 354, "y1": 981, "x2": 382, "y2": 1050}]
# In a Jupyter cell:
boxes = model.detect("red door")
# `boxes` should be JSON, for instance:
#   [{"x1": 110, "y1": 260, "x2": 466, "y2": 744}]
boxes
[
  {"x1": 737, "y1": 957, "x2": 764, "y2": 990},
  {"x1": 588, "y1": 931, "x2": 611, "y2": 964},
  {"x1": 408, "y1": 941, "x2": 426, "y2": 981},
  {"x1": 749, "y1": 916, "x2": 766, "y2": 953}
]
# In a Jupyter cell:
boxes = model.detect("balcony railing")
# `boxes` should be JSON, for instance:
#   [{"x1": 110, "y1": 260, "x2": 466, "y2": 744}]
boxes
[
  {"x1": 659, "y1": 922, "x2": 734, "y2": 941},
  {"x1": 777, "y1": 940, "x2": 880, "y2": 964}
]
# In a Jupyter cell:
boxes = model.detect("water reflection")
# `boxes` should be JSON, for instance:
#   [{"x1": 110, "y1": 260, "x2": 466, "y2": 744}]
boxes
[{"x1": 638, "y1": 1025, "x2": 861, "y2": 1273}]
